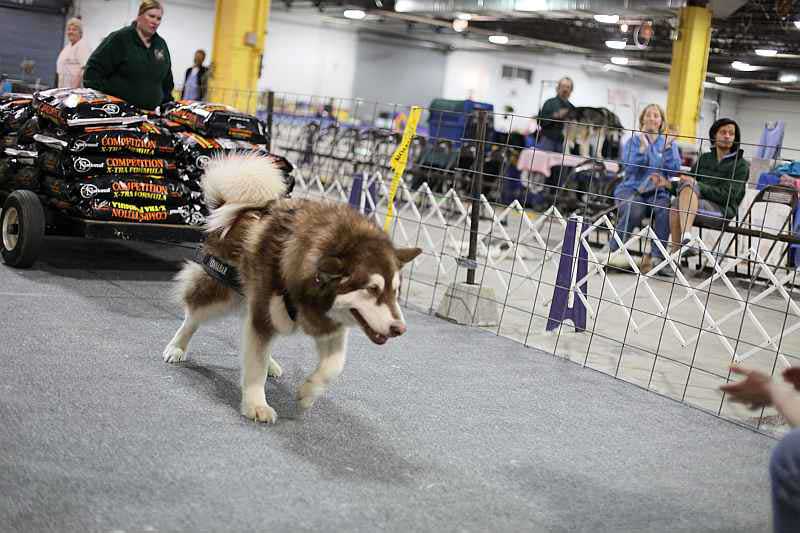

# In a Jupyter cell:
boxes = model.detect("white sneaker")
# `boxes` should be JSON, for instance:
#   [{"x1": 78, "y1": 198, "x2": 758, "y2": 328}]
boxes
[{"x1": 605, "y1": 251, "x2": 634, "y2": 270}]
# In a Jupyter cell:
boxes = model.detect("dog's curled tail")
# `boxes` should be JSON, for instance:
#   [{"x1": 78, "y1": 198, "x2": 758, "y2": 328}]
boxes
[{"x1": 202, "y1": 152, "x2": 287, "y2": 234}]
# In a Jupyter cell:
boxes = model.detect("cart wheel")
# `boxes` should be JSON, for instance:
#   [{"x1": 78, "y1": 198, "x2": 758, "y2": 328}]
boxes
[{"x1": 1, "y1": 190, "x2": 45, "y2": 268}]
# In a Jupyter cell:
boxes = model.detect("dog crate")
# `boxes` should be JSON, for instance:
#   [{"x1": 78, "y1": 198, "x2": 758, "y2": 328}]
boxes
[{"x1": 427, "y1": 99, "x2": 494, "y2": 145}]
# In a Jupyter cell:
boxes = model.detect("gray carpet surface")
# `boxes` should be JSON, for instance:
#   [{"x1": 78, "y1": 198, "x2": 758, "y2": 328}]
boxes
[{"x1": 0, "y1": 237, "x2": 775, "y2": 533}]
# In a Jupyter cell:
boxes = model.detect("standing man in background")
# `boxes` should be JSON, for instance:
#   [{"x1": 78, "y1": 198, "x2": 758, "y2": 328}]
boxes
[
  {"x1": 56, "y1": 18, "x2": 92, "y2": 88},
  {"x1": 181, "y1": 49, "x2": 208, "y2": 101},
  {"x1": 536, "y1": 77, "x2": 575, "y2": 153}
]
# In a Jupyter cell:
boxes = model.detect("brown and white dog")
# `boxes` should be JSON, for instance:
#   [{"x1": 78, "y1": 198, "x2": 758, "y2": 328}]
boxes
[{"x1": 163, "y1": 153, "x2": 421, "y2": 423}]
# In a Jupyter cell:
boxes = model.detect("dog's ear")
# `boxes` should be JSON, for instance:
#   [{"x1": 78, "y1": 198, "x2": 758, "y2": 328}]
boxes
[
  {"x1": 395, "y1": 247, "x2": 422, "y2": 266},
  {"x1": 317, "y1": 256, "x2": 346, "y2": 285}
]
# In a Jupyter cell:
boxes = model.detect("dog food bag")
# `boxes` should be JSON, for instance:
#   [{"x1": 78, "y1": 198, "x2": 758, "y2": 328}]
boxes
[
  {"x1": 39, "y1": 150, "x2": 178, "y2": 179},
  {"x1": 0, "y1": 93, "x2": 33, "y2": 106},
  {"x1": 44, "y1": 175, "x2": 189, "y2": 205},
  {"x1": 69, "y1": 197, "x2": 204, "y2": 225},
  {"x1": 33, "y1": 88, "x2": 146, "y2": 129},
  {"x1": 0, "y1": 157, "x2": 40, "y2": 191},
  {"x1": 3, "y1": 147, "x2": 38, "y2": 166},
  {"x1": 165, "y1": 102, "x2": 267, "y2": 143},
  {"x1": 174, "y1": 131, "x2": 269, "y2": 173},
  {"x1": 146, "y1": 114, "x2": 188, "y2": 133},
  {"x1": 0, "y1": 103, "x2": 34, "y2": 136},
  {"x1": 34, "y1": 122, "x2": 176, "y2": 157}
]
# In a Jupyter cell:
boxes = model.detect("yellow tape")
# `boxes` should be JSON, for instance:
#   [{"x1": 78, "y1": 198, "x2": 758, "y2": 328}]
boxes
[{"x1": 384, "y1": 106, "x2": 422, "y2": 233}]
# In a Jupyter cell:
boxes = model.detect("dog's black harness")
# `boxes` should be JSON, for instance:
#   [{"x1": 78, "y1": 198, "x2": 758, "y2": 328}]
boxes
[
  {"x1": 195, "y1": 249, "x2": 299, "y2": 322},
  {"x1": 193, "y1": 202, "x2": 299, "y2": 321}
]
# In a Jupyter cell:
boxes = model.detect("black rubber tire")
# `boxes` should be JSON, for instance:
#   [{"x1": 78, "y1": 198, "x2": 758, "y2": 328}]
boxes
[{"x1": 1, "y1": 190, "x2": 45, "y2": 268}]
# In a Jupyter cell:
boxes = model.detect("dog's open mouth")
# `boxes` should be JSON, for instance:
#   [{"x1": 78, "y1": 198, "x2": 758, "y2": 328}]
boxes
[{"x1": 350, "y1": 309, "x2": 388, "y2": 345}]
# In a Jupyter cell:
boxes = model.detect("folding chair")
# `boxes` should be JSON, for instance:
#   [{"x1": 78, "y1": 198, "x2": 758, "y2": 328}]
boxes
[
  {"x1": 682, "y1": 209, "x2": 738, "y2": 271},
  {"x1": 715, "y1": 185, "x2": 800, "y2": 279}
]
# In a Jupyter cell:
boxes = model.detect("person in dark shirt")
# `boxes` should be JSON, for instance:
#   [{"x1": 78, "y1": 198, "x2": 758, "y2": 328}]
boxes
[
  {"x1": 83, "y1": 0, "x2": 174, "y2": 111},
  {"x1": 181, "y1": 49, "x2": 208, "y2": 101},
  {"x1": 665, "y1": 118, "x2": 749, "y2": 255},
  {"x1": 536, "y1": 77, "x2": 575, "y2": 153}
]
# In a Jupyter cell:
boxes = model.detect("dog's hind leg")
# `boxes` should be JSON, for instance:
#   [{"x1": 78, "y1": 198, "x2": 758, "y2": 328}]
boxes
[
  {"x1": 240, "y1": 309, "x2": 277, "y2": 423},
  {"x1": 596, "y1": 128, "x2": 607, "y2": 158},
  {"x1": 297, "y1": 327, "x2": 348, "y2": 410},
  {"x1": 163, "y1": 262, "x2": 238, "y2": 363}
]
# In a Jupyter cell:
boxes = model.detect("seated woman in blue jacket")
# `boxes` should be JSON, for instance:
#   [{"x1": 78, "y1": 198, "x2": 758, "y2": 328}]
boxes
[{"x1": 606, "y1": 103, "x2": 681, "y2": 277}]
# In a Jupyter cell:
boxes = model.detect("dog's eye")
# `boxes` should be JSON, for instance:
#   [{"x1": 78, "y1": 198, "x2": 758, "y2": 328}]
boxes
[{"x1": 368, "y1": 285, "x2": 381, "y2": 296}]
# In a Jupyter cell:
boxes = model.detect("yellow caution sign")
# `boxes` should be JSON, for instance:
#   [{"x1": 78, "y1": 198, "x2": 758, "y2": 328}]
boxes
[{"x1": 384, "y1": 106, "x2": 422, "y2": 233}]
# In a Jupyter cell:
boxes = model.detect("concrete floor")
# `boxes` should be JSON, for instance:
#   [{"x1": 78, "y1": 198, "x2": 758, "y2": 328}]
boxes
[
  {"x1": 293, "y1": 180, "x2": 799, "y2": 435},
  {"x1": 0, "y1": 236, "x2": 777, "y2": 532}
]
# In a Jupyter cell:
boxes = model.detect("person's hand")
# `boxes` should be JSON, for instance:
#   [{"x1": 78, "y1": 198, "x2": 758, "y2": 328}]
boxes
[
  {"x1": 649, "y1": 174, "x2": 670, "y2": 188},
  {"x1": 783, "y1": 367, "x2": 800, "y2": 391},
  {"x1": 679, "y1": 174, "x2": 695, "y2": 186},
  {"x1": 553, "y1": 108, "x2": 569, "y2": 119},
  {"x1": 720, "y1": 366, "x2": 774, "y2": 409}
]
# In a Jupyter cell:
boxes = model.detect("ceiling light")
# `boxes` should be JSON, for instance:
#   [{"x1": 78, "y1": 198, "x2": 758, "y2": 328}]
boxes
[
  {"x1": 488, "y1": 35, "x2": 509, "y2": 45},
  {"x1": 714, "y1": 76, "x2": 731, "y2": 84},
  {"x1": 620, "y1": 23, "x2": 628, "y2": 32},
  {"x1": 394, "y1": 0, "x2": 413, "y2": 12},
  {"x1": 594, "y1": 14, "x2": 619, "y2": 24},
  {"x1": 452, "y1": 19, "x2": 468, "y2": 32},
  {"x1": 456, "y1": 13, "x2": 473, "y2": 20},
  {"x1": 610, "y1": 56, "x2": 628, "y2": 65},
  {"x1": 795, "y1": 20, "x2": 800, "y2": 29},
  {"x1": 780, "y1": 73, "x2": 799, "y2": 83},
  {"x1": 731, "y1": 61, "x2": 759, "y2": 71},
  {"x1": 605, "y1": 40, "x2": 626, "y2": 50},
  {"x1": 343, "y1": 9, "x2": 366, "y2": 19},
  {"x1": 755, "y1": 48, "x2": 778, "y2": 57}
]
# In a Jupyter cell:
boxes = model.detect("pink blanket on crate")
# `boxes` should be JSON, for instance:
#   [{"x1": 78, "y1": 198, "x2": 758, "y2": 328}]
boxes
[{"x1": 516, "y1": 148, "x2": 619, "y2": 177}]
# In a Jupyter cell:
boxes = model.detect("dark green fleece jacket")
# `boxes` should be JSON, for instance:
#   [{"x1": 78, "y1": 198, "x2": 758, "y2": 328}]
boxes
[
  {"x1": 84, "y1": 23, "x2": 174, "y2": 111},
  {"x1": 683, "y1": 149, "x2": 750, "y2": 219}
]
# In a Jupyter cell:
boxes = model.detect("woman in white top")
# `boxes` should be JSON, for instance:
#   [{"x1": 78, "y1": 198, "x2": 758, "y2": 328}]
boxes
[{"x1": 56, "y1": 18, "x2": 92, "y2": 88}]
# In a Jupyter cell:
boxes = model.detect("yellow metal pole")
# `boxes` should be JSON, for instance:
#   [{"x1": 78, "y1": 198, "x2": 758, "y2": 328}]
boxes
[
  {"x1": 208, "y1": 0, "x2": 270, "y2": 112},
  {"x1": 666, "y1": 5, "x2": 712, "y2": 140}
]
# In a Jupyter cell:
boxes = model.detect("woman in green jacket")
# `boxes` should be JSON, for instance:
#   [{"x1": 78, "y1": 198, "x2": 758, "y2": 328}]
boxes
[
  {"x1": 654, "y1": 118, "x2": 749, "y2": 255},
  {"x1": 83, "y1": 0, "x2": 174, "y2": 111}
]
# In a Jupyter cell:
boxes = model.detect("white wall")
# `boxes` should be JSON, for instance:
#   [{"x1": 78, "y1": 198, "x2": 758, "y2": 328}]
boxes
[
  {"x1": 351, "y1": 36, "x2": 447, "y2": 112},
  {"x1": 71, "y1": 0, "x2": 215, "y2": 90},
  {"x1": 260, "y1": 14, "x2": 357, "y2": 98},
  {"x1": 725, "y1": 96, "x2": 800, "y2": 160}
]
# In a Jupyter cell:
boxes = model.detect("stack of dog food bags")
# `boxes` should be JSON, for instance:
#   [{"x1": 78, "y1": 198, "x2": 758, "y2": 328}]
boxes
[
  {"x1": 0, "y1": 93, "x2": 40, "y2": 191},
  {"x1": 32, "y1": 88, "x2": 203, "y2": 225},
  {"x1": 164, "y1": 101, "x2": 295, "y2": 203}
]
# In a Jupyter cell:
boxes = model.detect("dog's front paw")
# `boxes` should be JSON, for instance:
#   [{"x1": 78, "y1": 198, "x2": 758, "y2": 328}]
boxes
[
  {"x1": 241, "y1": 402, "x2": 278, "y2": 424},
  {"x1": 163, "y1": 345, "x2": 187, "y2": 363},
  {"x1": 297, "y1": 381, "x2": 323, "y2": 410},
  {"x1": 267, "y1": 357, "x2": 283, "y2": 378}
]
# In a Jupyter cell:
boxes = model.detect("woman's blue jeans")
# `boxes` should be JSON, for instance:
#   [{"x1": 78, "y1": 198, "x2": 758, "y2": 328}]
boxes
[{"x1": 608, "y1": 184, "x2": 671, "y2": 260}]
